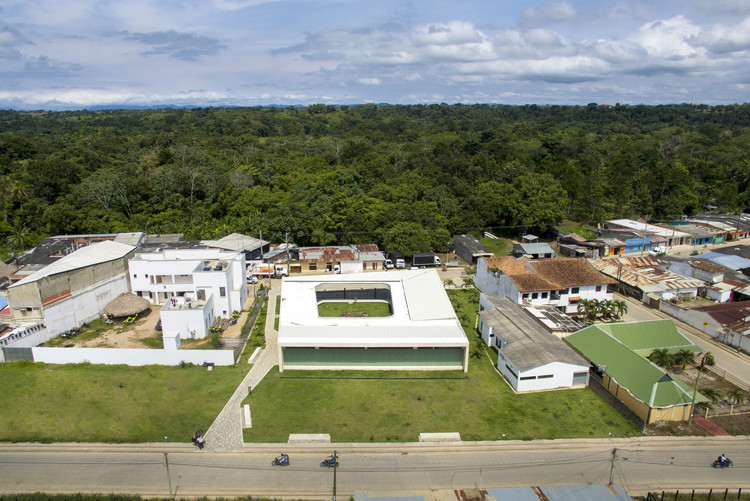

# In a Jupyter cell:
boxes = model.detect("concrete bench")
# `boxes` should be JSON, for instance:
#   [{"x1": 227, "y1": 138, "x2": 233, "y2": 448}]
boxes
[
  {"x1": 243, "y1": 404, "x2": 252, "y2": 428},
  {"x1": 248, "y1": 347, "x2": 262, "y2": 364},
  {"x1": 419, "y1": 432, "x2": 461, "y2": 442},
  {"x1": 288, "y1": 433, "x2": 331, "y2": 443}
]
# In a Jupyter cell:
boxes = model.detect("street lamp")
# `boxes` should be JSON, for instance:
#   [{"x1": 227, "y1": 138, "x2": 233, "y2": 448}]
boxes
[{"x1": 163, "y1": 436, "x2": 173, "y2": 500}]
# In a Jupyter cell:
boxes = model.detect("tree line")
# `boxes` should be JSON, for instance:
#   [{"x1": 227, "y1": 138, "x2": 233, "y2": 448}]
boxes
[{"x1": 0, "y1": 103, "x2": 749, "y2": 258}]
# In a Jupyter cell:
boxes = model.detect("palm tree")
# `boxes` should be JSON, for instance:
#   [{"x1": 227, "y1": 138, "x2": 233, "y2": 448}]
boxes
[
  {"x1": 576, "y1": 299, "x2": 599, "y2": 322},
  {"x1": 689, "y1": 351, "x2": 716, "y2": 424},
  {"x1": 677, "y1": 349, "x2": 695, "y2": 370},
  {"x1": 443, "y1": 279, "x2": 455, "y2": 289},
  {"x1": 598, "y1": 299, "x2": 615, "y2": 319},
  {"x1": 11, "y1": 179, "x2": 28, "y2": 211},
  {"x1": 648, "y1": 348, "x2": 671, "y2": 367},
  {"x1": 612, "y1": 299, "x2": 628, "y2": 319},
  {"x1": 700, "y1": 387, "x2": 722, "y2": 419},
  {"x1": 0, "y1": 176, "x2": 12, "y2": 223},
  {"x1": 462, "y1": 277, "x2": 475, "y2": 289},
  {"x1": 727, "y1": 388, "x2": 746, "y2": 414}
]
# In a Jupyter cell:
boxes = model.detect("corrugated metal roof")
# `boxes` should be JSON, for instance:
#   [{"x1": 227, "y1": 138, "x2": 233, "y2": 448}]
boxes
[
  {"x1": 11, "y1": 241, "x2": 135, "y2": 287},
  {"x1": 203, "y1": 233, "x2": 267, "y2": 251},
  {"x1": 608, "y1": 219, "x2": 691, "y2": 238},
  {"x1": 595, "y1": 319, "x2": 701, "y2": 356},
  {"x1": 589, "y1": 256, "x2": 706, "y2": 290},
  {"x1": 700, "y1": 252, "x2": 750, "y2": 271},
  {"x1": 514, "y1": 242, "x2": 555, "y2": 255},
  {"x1": 479, "y1": 296, "x2": 588, "y2": 371}
]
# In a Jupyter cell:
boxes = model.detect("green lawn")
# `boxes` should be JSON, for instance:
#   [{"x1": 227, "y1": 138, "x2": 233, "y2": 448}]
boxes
[
  {"x1": 0, "y1": 362, "x2": 244, "y2": 443},
  {"x1": 317, "y1": 301, "x2": 391, "y2": 317},
  {"x1": 480, "y1": 237, "x2": 512, "y2": 256},
  {"x1": 243, "y1": 290, "x2": 640, "y2": 443}
]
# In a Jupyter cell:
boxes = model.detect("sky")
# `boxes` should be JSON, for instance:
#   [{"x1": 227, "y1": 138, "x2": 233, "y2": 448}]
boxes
[{"x1": 1, "y1": 0, "x2": 749, "y2": 110}]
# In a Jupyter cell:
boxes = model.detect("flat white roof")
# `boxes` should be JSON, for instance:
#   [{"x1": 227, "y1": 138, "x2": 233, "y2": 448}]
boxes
[
  {"x1": 12, "y1": 241, "x2": 135, "y2": 287},
  {"x1": 278, "y1": 269, "x2": 468, "y2": 348}
]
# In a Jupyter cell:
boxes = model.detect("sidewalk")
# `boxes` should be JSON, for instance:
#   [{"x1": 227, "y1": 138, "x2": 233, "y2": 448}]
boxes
[{"x1": 204, "y1": 288, "x2": 280, "y2": 452}]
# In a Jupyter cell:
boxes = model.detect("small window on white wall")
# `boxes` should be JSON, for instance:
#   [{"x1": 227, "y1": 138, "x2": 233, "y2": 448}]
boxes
[{"x1": 220, "y1": 287, "x2": 226, "y2": 297}]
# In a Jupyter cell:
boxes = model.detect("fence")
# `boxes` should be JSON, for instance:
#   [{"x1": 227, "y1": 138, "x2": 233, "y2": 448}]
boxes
[
  {"x1": 588, "y1": 372, "x2": 646, "y2": 429},
  {"x1": 646, "y1": 488, "x2": 745, "y2": 500},
  {"x1": 233, "y1": 289, "x2": 266, "y2": 363},
  {"x1": 29, "y1": 346, "x2": 234, "y2": 366}
]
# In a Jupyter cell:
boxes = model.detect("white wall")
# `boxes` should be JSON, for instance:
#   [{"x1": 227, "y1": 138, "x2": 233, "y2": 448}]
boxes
[
  {"x1": 515, "y1": 361, "x2": 589, "y2": 392},
  {"x1": 474, "y1": 259, "x2": 521, "y2": 301},
  {"x1": 160, "y1": 296, "x2": 214, "y2": 339},
  {"x1": 31, "y1": 346, "x2": 235, "y2": 366},
  {"x1": 43, "y1": 275, "x2": 130, "y2": 336}
]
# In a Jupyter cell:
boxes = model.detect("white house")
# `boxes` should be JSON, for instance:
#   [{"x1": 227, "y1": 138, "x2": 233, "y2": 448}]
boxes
[
  {"x1": 477, "y1": 294, "x2": 589, "y2": 392},
  {"x1": 129, "y1": 249, "x2": 247, "y2": 338},
  {"x1": 475, "y1": 256, "x2": 616, "y2": 315},
  {"x1": 278, "y1": 269, "x2": 469, "y2": 371}
]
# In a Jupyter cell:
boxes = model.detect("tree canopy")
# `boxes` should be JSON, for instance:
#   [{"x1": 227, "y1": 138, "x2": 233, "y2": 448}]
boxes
[{"x1": 1, "y1": 103, "x2": 749, "y2": 256}]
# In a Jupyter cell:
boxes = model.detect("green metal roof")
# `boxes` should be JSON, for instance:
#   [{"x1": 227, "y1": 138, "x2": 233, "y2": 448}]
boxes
[
  {"x1": 594, "y1": 319, "x2": 702, "y2": 357},
  {"x1": 565, "y1": 324, "x2": 707, "y2": 407}
]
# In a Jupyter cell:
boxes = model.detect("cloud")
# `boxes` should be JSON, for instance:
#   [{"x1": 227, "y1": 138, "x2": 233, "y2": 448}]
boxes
[
  {"x1": 693, "y1": 17, "x2": 750, "y2": 54},
  {"x1": 24, "y1": 56, "x2": 83, "y2": 72},
  {"x1": 0, "y1": 26, "x2": 32, "y2": 59},
  {"x1": 122, "y1": 30, "x2": 226, "y2": 60},
  {"x1": 518, "y1": 1, "x2": 578, "y2": 28}
]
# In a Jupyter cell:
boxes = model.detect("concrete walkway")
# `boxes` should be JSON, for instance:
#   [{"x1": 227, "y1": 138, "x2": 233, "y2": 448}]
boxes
[{"x1": 204, "y1": 288, "x2": 279, "y2": 452}]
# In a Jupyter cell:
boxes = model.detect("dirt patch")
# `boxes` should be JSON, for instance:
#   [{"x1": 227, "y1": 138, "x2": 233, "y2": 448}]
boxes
[{"x1": 80, "y1": 309, "x2": 161, "y2": 348}]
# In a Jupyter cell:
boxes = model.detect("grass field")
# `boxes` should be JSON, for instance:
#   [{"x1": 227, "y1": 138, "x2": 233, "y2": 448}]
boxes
[
  {"x1": 317, "y1": 301, "x2": 391, "y2": 317},
  {"x1": 0, "y1": 362, "x2": 244, "y2": 443},
  {"x1": 243, "y1": 290, "x2": 640, "y2": 443},
  {"x1": 480, "y1": 237, "x2": 512, "y2": 256}
]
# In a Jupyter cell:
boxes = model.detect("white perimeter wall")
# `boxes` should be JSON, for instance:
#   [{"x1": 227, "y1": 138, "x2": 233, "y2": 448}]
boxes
[
  {"x1": 31, "y1": 347, "x2": 234, "y2": 366},
  {"x1": 44, "y1": 275, "x2": 130, "y2": 337}
]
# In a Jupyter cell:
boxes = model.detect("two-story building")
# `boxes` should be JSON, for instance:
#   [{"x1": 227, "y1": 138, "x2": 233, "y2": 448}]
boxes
[
  {"x1": 475, "y1": 256, "x2": 616, "y2": 315},
  {"x1": 129, "y1": 248, "x2": 247, "y2": 332}
]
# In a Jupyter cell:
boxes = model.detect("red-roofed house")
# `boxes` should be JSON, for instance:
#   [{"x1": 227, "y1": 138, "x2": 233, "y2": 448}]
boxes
[{"x1": 475, "y1": 256, "x2": 616, "y2": 314}]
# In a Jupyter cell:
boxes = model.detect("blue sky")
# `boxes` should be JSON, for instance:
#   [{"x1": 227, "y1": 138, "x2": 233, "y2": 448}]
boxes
[{"x1": 1, "y1": 0, "x2": 749, "y2": 109}]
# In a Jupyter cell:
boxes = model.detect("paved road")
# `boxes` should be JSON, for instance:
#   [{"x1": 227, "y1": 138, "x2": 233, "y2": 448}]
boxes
[
  {"x1": 619, "y1": 294, "x2": 750, "y2": 388},
  {"x1": 0, "y1": 438, "x2": 747, "y2": 497}
]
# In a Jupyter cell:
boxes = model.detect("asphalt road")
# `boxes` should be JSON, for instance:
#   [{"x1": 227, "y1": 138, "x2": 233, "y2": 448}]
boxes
[
  {"x1": 1, "y1": 439, "x2": 748, "y2": 498},
  {"x1": 619, "y1": 294, "x2": 750, "y2": 387}
]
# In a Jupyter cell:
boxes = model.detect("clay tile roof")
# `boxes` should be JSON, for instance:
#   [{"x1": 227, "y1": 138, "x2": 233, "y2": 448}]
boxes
[
  {"x1": 530, "y1": 258, "x2": 617, "y2": 287},
  {"x1": 298, "y1": 247, "x2": 356, "y2": 263},
  {"x1": 485, "y1": 256, "x2": 530, "y2": 275}
]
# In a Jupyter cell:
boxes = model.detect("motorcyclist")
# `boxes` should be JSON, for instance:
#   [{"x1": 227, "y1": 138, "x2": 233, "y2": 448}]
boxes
[
  {"x1": 277, "y1": 453, "x2": 288, "y2": 465},
  {"x1": 718, "y1": 454, "x2": 728, "y2": 466},
  {"x1": 327, "y1": 454, "x2": 336, "y2": 465}
]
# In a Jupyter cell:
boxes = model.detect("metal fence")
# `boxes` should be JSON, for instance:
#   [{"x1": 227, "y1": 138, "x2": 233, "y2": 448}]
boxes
[{"x1": 1, "y1": 347, "x2": 33, "y2": 362}]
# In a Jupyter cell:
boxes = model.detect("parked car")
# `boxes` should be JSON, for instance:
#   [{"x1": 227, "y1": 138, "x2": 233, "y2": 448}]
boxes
[{"x1": 247, "y1": 275, "x2": 259, "y2": 284}]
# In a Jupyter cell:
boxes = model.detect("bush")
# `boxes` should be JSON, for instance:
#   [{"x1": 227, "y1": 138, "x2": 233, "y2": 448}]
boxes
[{"x1": 209, "y1": 330, "x2": 224, "y2": 348}]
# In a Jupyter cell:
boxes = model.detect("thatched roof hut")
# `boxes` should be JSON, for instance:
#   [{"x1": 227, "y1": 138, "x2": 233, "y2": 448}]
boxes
[{"x1": 104, "y1": 293, "x2": 150, "y2": 317}]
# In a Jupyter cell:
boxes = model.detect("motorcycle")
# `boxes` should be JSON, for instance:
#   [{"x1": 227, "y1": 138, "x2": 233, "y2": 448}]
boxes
[
  {"x1": 712, "y1": 458, "x2": 733, "y2": 468},
  {"x1": 272, "y1": 456, "x2": 290, "y2": 466},
  {"x1": 320, "y1": 456, "x2": 339, "y2": 468}
]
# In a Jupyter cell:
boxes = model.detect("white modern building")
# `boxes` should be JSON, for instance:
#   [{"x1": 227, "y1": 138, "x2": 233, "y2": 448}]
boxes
[
  {"x1": 478, "y1": 294, "x2": 589, "y2": 392},
  {"x1": 475, "y1": 256, "x2": 616, "y2": 315},
  {"x1": 129, "y1": 249, "x2": 247, "y2": 337},
  {"x1": 278, "y1": 269, "x2": 469, "y2": 371}
]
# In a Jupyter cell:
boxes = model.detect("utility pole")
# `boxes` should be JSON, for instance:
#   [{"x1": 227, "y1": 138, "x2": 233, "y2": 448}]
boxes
[
  {"x1": 163, "y1": 436, "x2": 173, "y2": 500},
  {"x1": 608, "y1": 447, "x2": 617, "y2": 486},
  {"x1": 333, "y1": 449, "x2": 338, "y2": 501}
]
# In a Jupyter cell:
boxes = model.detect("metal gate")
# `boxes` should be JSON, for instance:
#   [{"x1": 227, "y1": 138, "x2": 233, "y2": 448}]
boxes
[{"x1": 2, "y1": 347, "x2": 34, "y2": 362}]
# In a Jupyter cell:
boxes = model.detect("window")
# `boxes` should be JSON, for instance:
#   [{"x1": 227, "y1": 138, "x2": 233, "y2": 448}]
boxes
[
  {"x1": 133, "y1": 274, "x2": 137, "y2": 279},
  {"x1": 571, "y1": 287, "x2": 580, "y2": 294},
  {"x1": 537, "y1": 374, "x2": 553, "y2": 379},
  {"x1": 596, "y1": 285, "x2": 602, "y2": 292},
  {"x1": 607, "y1": 284, "x2": 616, "y2": 293},
  {"x1": 522, "y1": 293, "x2": 529, "y2": 300},
  {"x1": 531, "y1": 292, "x2": 538, "y2": 299},
  {"x1": 520, "y1": 376, "x2": 536, "y2": 380},
  {"x1": 220, "y1": 287, "x2": 226, "y2": 297},
  {"x1": 541, "y1": 292, "x2": 548, "y2": 299},
  {"x1": 309, "y1": 263, "x2": 317, "y2": 271}
]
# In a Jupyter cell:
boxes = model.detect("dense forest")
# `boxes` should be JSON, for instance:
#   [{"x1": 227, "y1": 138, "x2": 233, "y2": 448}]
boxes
[{"x1": 0, "y1": 103, "x2": 749, "y2": 257}]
